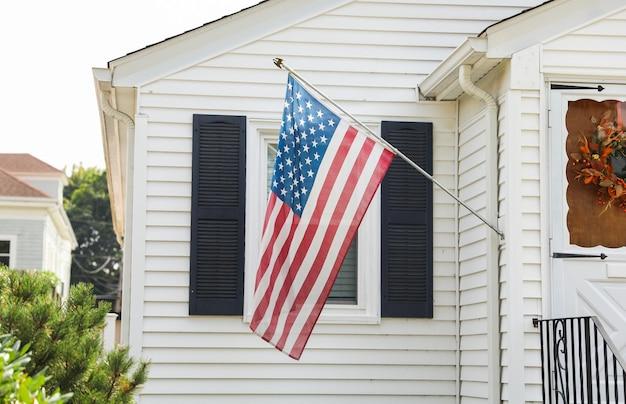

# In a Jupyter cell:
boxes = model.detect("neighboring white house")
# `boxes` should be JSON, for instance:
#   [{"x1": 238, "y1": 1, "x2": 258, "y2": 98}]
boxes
[
  {"x1": 0, "y1": 154, "x2": 77, "y2": 300},
  {"x1": 93, "y1": 0, "x2": 626, "y2": 402}
]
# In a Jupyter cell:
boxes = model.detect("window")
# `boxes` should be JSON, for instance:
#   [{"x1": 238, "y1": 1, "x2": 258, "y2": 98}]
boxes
[
  {"x1": 266, "y1": 142, "x2": 357, "y2": 305},
  {"x1": 189, "y1": 115, "x2": 433, "y2": 322},
  {"x1": 0, "y1": 237, "x2": 15, "y2": 268},
  {"x1": 245, "y1": 122, "x2": 381, "y2": 324}
]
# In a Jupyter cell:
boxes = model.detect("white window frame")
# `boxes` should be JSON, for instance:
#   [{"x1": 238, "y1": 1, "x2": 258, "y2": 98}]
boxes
[
  {"x1": 0, "y1": 235, "x2": 17, "y2": 268},
  {"x1": 244, "y1": 119, "x2": 381, "y2": 324}
]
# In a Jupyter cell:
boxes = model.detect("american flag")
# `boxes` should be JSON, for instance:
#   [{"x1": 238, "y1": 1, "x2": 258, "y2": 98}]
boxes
[{"x1": 250, "y1": 74, "x2": 395, "y2": 359}]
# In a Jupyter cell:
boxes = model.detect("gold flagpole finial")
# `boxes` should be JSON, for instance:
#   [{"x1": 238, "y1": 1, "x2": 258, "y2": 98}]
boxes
[{"x1": 273, "y1": 58, "x2": 284, "y2": 69}]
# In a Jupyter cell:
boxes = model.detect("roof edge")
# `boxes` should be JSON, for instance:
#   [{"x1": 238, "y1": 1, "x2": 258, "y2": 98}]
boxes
[
  {"x1": 107, "y1": 0, "x2": 352, "y2": 87},
  {"x1": 419, "y1": 37, "x2": 488, "y2": 100}
]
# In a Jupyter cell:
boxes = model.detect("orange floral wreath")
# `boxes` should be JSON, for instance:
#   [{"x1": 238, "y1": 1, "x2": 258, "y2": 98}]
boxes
[{"x1": 570, "y1": 108, "x2": 626, "y2": 213}]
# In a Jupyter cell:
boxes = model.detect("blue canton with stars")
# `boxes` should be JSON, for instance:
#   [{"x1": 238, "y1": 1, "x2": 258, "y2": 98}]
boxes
[{"x1": 271, "y1": 74, "x2": 340, "y2": 215}]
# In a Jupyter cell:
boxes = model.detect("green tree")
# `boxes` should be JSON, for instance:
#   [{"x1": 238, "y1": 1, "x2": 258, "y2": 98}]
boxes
[
  {"x1": 0, "y1": 266, "x2": 148, "y2": 403},
  {"x1": 0, "y1": 334, "x2": 71, "y2": 403},
  {"x1": 63, "y1": 166, "x2": 121, "y2": 308}
]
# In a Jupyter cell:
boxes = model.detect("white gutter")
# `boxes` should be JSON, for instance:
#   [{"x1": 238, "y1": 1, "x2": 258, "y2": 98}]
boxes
[
  {"x1": 419, "y1": 38, "x2": 487, "y2": 100},
  {"x1": 458, "y1": 64, "x2": 501, "y2": 404}
]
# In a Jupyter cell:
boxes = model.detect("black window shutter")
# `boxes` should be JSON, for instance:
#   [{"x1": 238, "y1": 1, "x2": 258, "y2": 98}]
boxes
[
  {"x1": 381, "y1": 121, "x2": 433, "y2": 318},
  {"x1": 190, "y1": 114, "x2": 246, "y2": 315}
]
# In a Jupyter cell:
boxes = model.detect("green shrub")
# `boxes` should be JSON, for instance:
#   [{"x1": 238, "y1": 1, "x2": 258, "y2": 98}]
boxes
[
  {"x1": 0, "y1": 334, "x2": 71, "y2": 403},
  {"x1": 0, "y1": 266, "x2": 148, "y2": 403}
]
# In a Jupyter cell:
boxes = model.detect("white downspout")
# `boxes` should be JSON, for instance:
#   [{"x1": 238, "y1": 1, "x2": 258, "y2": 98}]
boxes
[{"x1": 458, "y1": 64, "x2": 501, "y2": 403}]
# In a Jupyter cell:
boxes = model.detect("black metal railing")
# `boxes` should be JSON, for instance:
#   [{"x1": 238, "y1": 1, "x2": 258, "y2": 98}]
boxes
[{"x1": 536, "y1": 316, "x2": 626, "y2": 403}]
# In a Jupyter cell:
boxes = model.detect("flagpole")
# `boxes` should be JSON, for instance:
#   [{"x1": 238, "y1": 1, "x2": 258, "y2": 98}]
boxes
[{"x1": 273, "y1": 57, "x2": 504, "y2": 239}]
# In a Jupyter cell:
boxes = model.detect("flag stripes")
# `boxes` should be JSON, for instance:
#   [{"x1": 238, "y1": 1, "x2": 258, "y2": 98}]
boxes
[{"x1": 251, "y1": 118, "x2": 393, "y2": 359}]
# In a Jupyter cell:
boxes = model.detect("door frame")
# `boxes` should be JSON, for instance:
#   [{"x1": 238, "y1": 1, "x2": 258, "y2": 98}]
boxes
[{"x1": 548, "y1": 82, "x2": 626, "y2": 317}]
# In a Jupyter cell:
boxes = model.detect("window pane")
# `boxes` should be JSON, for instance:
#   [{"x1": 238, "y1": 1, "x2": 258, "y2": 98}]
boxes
[
  {"x1": 0, "y1": 256, "x2": 9, "y2": 266},
  {"x1": 0, "y1": 240, "x2": 9, "y2": 254},
  {"x1": 266, "y1": 142, "x2": 357, "y2": 305},
  {"x1": 328, "y1": 237, "x2": 357, "y2": 304}
]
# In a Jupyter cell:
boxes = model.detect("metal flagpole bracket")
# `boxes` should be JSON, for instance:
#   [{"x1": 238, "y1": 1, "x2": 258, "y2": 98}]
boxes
[{"x1": 273, "y1": 58, "x2": 504, "y2": 239}]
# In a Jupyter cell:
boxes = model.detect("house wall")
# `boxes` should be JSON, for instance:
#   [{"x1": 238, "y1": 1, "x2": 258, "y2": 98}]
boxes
[
  {"x1": 18, "y1": 176, "x2": 63, "y2": 202},
  {"x1": 457, "y1": 50, "x2": 544, "y2": 403},
  {"x1": 42, "y1": 216, "x2": 73, "y2": 300},
  {"x1": 457, "y1": 63, "x2": 509, "y2": 403},
  {"x1": 129, "y1": 1, "x2": 543, "y2": 402},
  {"x1": 497, "y1": 74, "x2": 543, "y2": 403},
  {"x1": 542, "y1": 7, "x2": 626, "y2": 79},
  {"x1": 0, "y1": 217, "x2": 44, "y2": 269}
]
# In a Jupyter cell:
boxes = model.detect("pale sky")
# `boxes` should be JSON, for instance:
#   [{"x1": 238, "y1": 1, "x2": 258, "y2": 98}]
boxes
[{"x1": 0, "y1": 0, "x2": 259, "y2": 172}]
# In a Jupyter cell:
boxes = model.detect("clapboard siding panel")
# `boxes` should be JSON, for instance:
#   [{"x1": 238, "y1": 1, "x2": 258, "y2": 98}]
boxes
[
  {"x1": 133, "y1": 0, "x2": 543, "y2": 401},
  {"x1": 140, "y1": 396, "x2": 454, "y2": 404},
  {"x1": 518, "y1": 90, "x2": 542, "y2": 401},
  {"x1": 543, "y1": 7, "x2": 626, "y2": 76},
  {"x1": 458, "y1": 100, "x2": 489, "y2": 401},
  {"x1": 140, "y1": 379, "x2": 456, "y2": 396},
  {"x1": 497, "y1": 87, "x2": 543, "y2": 403}
]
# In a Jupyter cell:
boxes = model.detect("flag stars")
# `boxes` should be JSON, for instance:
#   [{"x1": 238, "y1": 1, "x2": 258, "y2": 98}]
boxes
[{"x1": 273, "y1": 76, "x2": 341, "y2": 215}]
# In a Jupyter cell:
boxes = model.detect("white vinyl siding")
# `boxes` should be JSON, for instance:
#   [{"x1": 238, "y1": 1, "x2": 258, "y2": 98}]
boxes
[
  {"x1": 542, "y1": 7, "x2": 626, "y2": 78},
  {"x1": 133, "y1": 0, "x2": 542, "y2": 401},
  {"x1": 0, "y1": 219, "x2": 44, "y2": 269},
  {"x1": 457, "y1": 102, "x2": 489, "y2": 402}
]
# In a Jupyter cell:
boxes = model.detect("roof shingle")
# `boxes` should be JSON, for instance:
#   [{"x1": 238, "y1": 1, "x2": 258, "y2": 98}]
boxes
[
  {"x1": 0, "y1": 168, "x2": 50, "y2": 198},
  {"x1": 0, "y1": 153, "x2": 62, "y2": 174}
]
